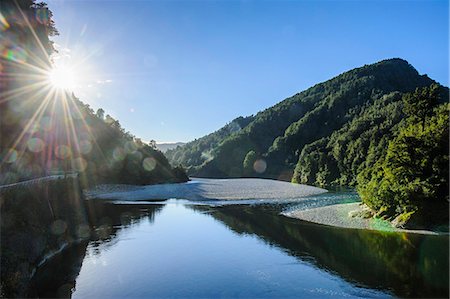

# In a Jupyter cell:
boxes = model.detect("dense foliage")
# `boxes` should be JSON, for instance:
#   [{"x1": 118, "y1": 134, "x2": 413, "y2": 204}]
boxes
[
  {"x1": 292, "y1": 91, "x2": 405, "y2": 186},
  {"x1": 0, "y1": 0, "x2": 188, "y2": 186},
  {"x1": 357, "y1": 86, "x2": 449, "y2": 226}
]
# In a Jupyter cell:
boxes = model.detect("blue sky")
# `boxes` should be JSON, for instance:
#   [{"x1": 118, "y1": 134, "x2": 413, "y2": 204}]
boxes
[{"x1": 47, "y1": 0, "x2": 449, "y2": 143}]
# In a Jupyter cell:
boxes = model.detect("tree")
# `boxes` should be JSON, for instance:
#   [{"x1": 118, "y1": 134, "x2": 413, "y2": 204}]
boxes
[
  {"x1": 96, "y1": 108, "x2": 105, "y2": 120},
  {"x1": 243, "y1": 150, "x2": 257, "y2": 175},
  {"x1": 402, "y1": 84, "x2": 441, "y2": 130}
]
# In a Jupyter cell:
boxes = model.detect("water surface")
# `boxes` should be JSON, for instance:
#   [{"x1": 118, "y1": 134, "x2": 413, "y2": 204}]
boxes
[{"x1": 30, "y1": 195, "x2": 449, "y2": 298}]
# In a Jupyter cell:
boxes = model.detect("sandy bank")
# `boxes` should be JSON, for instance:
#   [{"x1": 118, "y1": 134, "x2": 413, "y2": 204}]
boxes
[
  {"x1": 284, "y1": 202, "x2": 444, "y2": 235},
  {"x1": 85, "y1": 178, "x2": 327, "y2": 201}
]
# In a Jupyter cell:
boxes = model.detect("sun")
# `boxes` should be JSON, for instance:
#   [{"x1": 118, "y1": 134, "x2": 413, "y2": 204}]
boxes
[{"x1": 47, "y1": 65, "x2": 76, "y2": 90}]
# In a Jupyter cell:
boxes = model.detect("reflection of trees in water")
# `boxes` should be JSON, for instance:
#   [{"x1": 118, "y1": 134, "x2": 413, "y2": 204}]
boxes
[
  {"x1": 28, "y1": 202, "x2": 163, "y2": 298},
  {"x1": 85, "y1": 201, "x2": 163, "y2": 255},
  {"x1": 28, "y1": 242, "x2": 88, "y2": 298},
  {"x1": 200, "y1": 205, "x2": 449, "y2": 298}
]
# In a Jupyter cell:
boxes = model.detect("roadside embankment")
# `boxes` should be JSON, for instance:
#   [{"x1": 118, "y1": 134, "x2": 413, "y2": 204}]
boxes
[{"x1": 0, "y1": 175, "x2": 90, "y2": 298}]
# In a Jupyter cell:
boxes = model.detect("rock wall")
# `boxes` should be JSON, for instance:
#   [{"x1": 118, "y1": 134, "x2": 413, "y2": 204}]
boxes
[{"x1": 0, "y1": 175, "x2": 89, "y2": 298}]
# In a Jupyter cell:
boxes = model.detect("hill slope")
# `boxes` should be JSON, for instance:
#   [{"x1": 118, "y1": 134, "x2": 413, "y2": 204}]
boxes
[{"x1": 167, "y1": 59, "x2": 435, "y2": 183}]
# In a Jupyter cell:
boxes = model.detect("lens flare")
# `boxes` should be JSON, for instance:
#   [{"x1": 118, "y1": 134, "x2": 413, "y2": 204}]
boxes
[
  {"x1": 47, "y1": 65, "x2": 76, "y2": 90},
  {"x1": 253, "y1": 159, "x2": 267, "y2": 174},
  {"x1": 143, "y1": 157, "x2": 156, "y2": 171}
]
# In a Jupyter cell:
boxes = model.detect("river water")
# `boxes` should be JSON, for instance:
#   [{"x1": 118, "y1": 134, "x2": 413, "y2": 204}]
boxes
[{"x1": 29, "y1": 193, "x2": 449, "y2": 298}]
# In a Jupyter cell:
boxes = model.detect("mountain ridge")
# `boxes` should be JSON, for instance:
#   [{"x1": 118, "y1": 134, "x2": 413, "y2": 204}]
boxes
[{"x1": 156, "y1": 142, "x2": 186, "y2": 153}]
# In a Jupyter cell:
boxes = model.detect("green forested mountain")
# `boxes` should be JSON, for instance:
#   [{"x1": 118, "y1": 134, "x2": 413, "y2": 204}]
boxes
[
  {"x1": 166, "y1": 116, "x2": 254, "y2": 172},
  {"x1": 0, "y1": 0, "x2": 188, "y2": 186},
  {"x1": 167, "y1": 59, "x2": 435, "y2": 180}
]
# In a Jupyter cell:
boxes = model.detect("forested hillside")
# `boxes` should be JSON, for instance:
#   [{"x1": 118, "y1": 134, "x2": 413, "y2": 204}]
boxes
[
  {"x1": 166, "y1": 116, "x2": 254, "y2": 172},
  {"x1": 0, "y1": 0, "x2": 188, "y2": 186},
  {"x1": 168, "y1": 59, "x2": 435, "y2": 181},
  {"x1": 356, "y1": 85, "x2": 448, "y2": 226}
]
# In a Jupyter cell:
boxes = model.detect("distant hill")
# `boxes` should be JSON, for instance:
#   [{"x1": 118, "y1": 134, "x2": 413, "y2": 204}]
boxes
[
  {"x1": 167, "y1": 58, "x2": 436, "y2": 184},
  {"x1": 166, "y1": 116, "x2": 254, "y2": 168},
  {"x1": 156, "y1": 142, "x2": 186, "y2": 153}
]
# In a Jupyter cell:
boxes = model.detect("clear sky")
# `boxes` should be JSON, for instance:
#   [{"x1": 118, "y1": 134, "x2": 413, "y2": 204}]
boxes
[{"x1": 46, "y1": 0, "x2": 449, "y2": 143}]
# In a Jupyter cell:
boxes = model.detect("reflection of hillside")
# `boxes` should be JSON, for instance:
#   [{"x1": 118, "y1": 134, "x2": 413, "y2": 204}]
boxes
[
  {"x1": 28, "y1": 202, "x2": 163, "y2": 298},
  {"x1": 203, "y1": 205, "x2": 449, "y2": 298},
  {"x1": 85, "y1": 201, "x2": 163, "y2": 254}
]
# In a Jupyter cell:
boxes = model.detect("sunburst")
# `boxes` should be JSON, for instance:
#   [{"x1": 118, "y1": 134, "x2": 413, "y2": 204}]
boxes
[
  {"x1": 0, "y1": 1, "x2": 105, "y2": 182},
  {"x1": 47, "y1": 64, "x2": 76, "y2": 91}
]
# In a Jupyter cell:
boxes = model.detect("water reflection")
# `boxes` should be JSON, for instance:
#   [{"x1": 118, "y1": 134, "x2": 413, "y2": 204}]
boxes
[
  {"x1": 85, "y1": 201, "x2": 163, "y2": 254},
  {"x1": 202, "y1": 204, "x2": 449, "y2": 298},
  {"x1": 28, "y1": 202, "x2": 163, "y2": 298},
  {"x1": 28, "y1": 242, "x2": 88, "y2": 298},
  {"x1": 29, "y1": 201, "x2": 449, "y2": 298}
]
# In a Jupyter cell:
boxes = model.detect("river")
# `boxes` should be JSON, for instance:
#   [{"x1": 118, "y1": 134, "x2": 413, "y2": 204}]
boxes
[{"x1": 29, "y1": 192, "x2": 449, "y2": 298}]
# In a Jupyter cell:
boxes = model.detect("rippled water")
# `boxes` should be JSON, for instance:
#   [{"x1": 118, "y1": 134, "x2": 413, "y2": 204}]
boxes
[{"x1": 29, "y1": 193, "x2": 449, "y2": 298}]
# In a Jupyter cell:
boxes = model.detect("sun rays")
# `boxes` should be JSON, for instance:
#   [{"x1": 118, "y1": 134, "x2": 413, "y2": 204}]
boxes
[
  {"x1": 47, "y1": 64, "x2": 76, "y2": 90},
  {"x1": 0, "y1": 1, "x2": 105, "y2": 183}
]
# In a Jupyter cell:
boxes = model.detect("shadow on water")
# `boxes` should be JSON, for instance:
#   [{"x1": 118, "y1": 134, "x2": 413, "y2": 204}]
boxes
[
  {"x1": 198, "y1": 204, "x2": 449, "y2": 298},
  {"x1": 27, "y1": 201, "x2": 163, "y2": 298},
  {"x1": 85, "y1": 200, "x2": 163, "y2": 250},
  {"x1": 27, "y1": 242, "x2": 89, "y2": 298}
]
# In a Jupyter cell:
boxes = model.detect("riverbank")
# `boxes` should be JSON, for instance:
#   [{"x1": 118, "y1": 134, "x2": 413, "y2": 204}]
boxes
[
  {"x1": 85, "y1": 178, "x2": 327, "y2": 201},
  {"x1": 284, "y1": 202, "x2": 447, "y2": 235},
  {"x1": 0, "y1": 175, "x2": 89, "y2": 298}
]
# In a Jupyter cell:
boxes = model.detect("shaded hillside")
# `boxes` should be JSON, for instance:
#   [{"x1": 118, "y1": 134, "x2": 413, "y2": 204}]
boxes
[
  {"x1": 0, "y1": 0, "x2": 188, "y2": 186},
  {"x1": 166, "y1": 116, "x2": 254, "y2": 173},
  {"x1": 168, "y1": 59, "x2": 434, "y2": 182}
]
